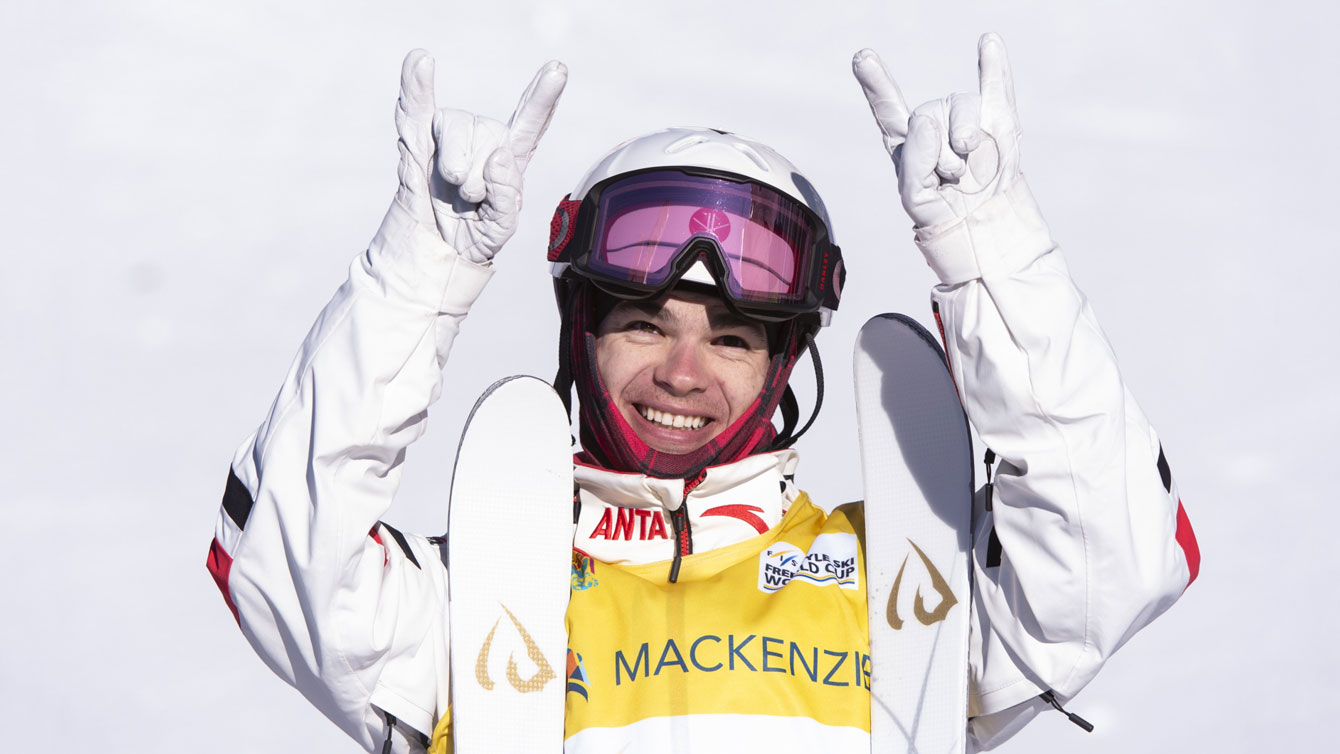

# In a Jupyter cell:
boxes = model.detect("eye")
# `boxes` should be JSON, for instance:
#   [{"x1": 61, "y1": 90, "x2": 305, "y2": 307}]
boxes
[
  {"x1": 713, "y1": 334, "x2": 752, "y2": 350},
  {"x1": 625, "y1": 320, "x2": 661, "y2": 335}
]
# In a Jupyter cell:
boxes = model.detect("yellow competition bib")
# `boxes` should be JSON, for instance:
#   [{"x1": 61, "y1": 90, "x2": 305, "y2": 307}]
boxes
[{"x1": 564, "y1": 495, "x2": 870, "y2": 740}]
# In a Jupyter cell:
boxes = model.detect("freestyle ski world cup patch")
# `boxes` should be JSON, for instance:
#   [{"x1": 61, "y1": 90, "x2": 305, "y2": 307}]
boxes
[{"x1": 758, "y1": 533, "x2": 859, "y2": 593}]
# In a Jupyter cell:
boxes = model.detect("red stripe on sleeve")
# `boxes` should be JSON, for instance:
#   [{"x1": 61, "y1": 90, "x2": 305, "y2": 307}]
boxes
[
  {"x1": 1174, "y1": 500, "x2": 1200, "y2": 587},
  {"x1": 931, "y1": 304, "x2": 963, "y2": 402},
  {"x1": 206, "y1": 537, "x2": 240, "y2": 625},
  {"x1": 370, "y1": 526, "x2": 388, "y2": 566}
]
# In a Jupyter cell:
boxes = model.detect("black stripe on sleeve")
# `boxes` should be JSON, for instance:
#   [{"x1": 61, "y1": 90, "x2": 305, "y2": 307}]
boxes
[
  {"x1": 379, "y1": 522, "x2": 421, "y2": 569},
  {"x1": 222, "y1": 468, "x2": 255, "y2": 530},
  {"x1": 1157, "y1": 444, "x2": 1173, "y2": 493}
]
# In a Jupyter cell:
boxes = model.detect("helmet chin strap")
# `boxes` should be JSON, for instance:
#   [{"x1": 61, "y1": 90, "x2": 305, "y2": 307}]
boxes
[{"x1": 771, "y1": 330, "x2": 823, "y2": 449}]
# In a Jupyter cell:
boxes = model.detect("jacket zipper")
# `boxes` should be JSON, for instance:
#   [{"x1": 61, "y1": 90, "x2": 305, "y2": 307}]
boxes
[
  {"x1": 668, "y1": 470, "x2": 707, "y2": 583},
  {"x1": 983, "y1": 448, "x2": 996, "y2": 512},
  {"x1": 1039, "y1": 690, "x2": 1094, "y2": 732}
]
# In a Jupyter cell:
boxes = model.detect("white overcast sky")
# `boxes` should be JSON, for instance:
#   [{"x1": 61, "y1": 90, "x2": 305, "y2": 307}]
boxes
[{"x1": 1, "y1": 1, "x2": 1334, "y2": 751}]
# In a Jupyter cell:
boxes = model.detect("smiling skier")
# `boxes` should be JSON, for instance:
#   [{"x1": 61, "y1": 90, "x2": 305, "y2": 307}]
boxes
[{"x1": 207, "y1": 34, "x2": 1198, "y2": 752}]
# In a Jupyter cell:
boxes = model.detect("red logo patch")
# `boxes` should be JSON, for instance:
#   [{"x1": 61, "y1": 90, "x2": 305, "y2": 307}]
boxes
[
  {"x1": 701, "y1": 504, "x2": 768, "y2": 535},
  {"x1": 689, "y1": 208, "x2": 731, "y2": 241}
]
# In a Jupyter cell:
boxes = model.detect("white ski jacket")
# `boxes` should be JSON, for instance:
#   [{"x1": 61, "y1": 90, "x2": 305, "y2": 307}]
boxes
[{"x1": 207, "y1": 178, "x2": 1197, "y2": 752}]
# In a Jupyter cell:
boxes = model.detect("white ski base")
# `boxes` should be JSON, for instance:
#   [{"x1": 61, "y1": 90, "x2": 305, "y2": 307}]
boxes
[
  {"x1": 447, "y1": 376, "x2": 574, "y2": 753},
  {"x1": 855, "y1": 314, "x2": 974, "y2": 754}
]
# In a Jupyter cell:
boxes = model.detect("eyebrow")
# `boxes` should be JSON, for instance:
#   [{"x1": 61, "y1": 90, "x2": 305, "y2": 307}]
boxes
[
  {"x1": 707, "y1": 308, "x2": 761, "y2": 333},
  {"x1": 619, "y1": 299, "x2": 762, "y2": 333}
]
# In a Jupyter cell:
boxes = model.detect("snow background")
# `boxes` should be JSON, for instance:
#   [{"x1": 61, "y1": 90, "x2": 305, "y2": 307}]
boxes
[{"x1": 2, "y1": 0, "x2": 1333, "y2": 750}]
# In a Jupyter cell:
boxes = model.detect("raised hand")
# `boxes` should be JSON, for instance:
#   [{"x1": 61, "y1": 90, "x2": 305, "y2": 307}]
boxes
[
  {"x1": 853, "y1": 33, "x2": 1021, "y2": 230},
  {"x1": 393, "y1": 50, "x2": 567, "y2": 264}
]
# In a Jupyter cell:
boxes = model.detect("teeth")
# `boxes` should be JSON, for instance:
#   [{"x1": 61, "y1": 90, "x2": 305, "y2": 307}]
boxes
[{"x1": 638, "y1": 405, "x2": 708, "y2": 430}]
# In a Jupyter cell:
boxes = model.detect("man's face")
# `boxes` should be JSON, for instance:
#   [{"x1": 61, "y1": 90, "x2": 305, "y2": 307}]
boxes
[{"x1": 594, "y1": 289, "x2": 770, "y2": 455}]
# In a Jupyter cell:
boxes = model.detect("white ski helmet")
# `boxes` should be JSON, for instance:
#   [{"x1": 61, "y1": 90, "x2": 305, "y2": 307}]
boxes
[{"x1": 569, "y1": 127, "x2": 836, "y2": 239}]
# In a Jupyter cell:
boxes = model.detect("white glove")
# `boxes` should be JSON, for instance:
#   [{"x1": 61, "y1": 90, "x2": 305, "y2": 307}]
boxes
[
  {"x1": 390, "y1": 49, "x2": 567, "y2": 265},
  {"x1": 853, "y1": 33, "x2": 1022, "y2": 231}
]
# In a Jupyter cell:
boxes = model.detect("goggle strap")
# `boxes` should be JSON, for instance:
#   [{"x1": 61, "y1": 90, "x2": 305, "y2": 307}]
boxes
[
  {"x1": 547, "y1": 196, "x2": 584, "y2": 262},
  {"x1": 817, "y1": 246, "x2": 844, "y2": 311}
]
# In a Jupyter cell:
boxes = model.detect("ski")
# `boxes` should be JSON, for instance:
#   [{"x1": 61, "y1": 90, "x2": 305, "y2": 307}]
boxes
[
  {"x1": 447, "y1": 376, "x2": 574, "y2": 752},
  {"x1": 854, "y1": 314, "x2": 974, "y2": 754}
]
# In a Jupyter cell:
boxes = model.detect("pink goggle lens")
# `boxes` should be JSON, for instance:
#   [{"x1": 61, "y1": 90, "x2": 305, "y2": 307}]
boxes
[{"x1": 588, "y1": 173, "x2": 815, "y2": 304}]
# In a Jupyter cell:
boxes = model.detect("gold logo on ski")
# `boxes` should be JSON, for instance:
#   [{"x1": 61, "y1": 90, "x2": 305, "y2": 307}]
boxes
[
  {"x1": 474, "y1": 603, "x2": 557, "y2": 692},
  {"x1": 887, "y1": 539, "x2": 958, "y2": 630}
]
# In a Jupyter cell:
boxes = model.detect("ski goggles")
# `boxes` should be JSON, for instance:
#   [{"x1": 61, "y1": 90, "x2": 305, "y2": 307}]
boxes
[{"x1": 549, "y1": 169, "x2": 843, "y2": 322}]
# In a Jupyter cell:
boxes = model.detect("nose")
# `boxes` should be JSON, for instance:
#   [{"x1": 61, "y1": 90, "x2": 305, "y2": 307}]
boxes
[{"x1": 653, "y1": 340, "x2": 708, "y2": 396}]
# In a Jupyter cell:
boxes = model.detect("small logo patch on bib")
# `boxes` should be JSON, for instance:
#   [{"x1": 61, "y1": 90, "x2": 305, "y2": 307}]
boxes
[{"x1": 758, "y1": 533, "x2": 859, "y2": 593}]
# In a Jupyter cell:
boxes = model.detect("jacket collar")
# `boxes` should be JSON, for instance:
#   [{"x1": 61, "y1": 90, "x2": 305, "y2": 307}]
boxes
[{"x1": 573, "y1": 449, "x2": 800, "y2": 566}]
